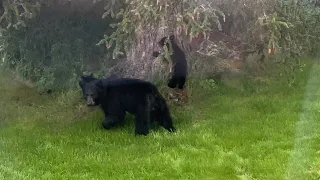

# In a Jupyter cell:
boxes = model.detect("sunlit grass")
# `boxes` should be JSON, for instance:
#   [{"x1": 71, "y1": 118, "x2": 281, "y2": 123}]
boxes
[{"x1": 0, "y1": 60, "x2": 320, "y2": 179}]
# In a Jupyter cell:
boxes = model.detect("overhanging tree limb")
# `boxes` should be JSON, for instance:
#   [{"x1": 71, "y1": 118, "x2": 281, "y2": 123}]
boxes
[{"x1": 0, "y1": 0, "x2": 42, "y2": 32}]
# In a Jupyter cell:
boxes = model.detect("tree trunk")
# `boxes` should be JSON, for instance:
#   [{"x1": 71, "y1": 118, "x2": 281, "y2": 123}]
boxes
[{"x1": 110, "y1": 5, "x2": 186, "y2": 80}]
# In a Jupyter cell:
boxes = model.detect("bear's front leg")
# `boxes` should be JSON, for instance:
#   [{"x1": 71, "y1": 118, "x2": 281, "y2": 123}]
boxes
[
  {"x1": 102, "y1": 115, "x2": 120, "y2": 129},
  {"x1": 161, "y1": 117, "x2": 176, "y2": 133},
  {"x1": 157, "y1": 112, "x2": 176, "y2": 133},
  {"x1": 101, "y1": 98, "x2": 125, "y2": 129}
]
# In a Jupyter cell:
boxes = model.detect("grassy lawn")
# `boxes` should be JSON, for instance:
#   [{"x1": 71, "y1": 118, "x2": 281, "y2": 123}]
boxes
[{"x1": 1, "y1": 60, "x2": 320, "y2": 180}]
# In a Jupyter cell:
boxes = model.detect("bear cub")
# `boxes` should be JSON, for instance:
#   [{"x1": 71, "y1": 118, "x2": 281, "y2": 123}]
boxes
[{"x1": 153, "y1": 35, "x2": 188, "y2": 89}]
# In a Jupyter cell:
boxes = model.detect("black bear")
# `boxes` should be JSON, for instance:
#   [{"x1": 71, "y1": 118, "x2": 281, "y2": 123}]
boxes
[
  {"x1": 79, "y1": 75, "x2": 176, "y2": 135},
  {"x1": 153, "y1": 35, "x2": 188, "y2": 89}
]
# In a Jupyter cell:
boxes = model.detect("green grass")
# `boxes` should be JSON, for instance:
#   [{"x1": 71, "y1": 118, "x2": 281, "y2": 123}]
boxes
[{"x1": 1, "y1": 60, "x2": 320, "y2": 180}]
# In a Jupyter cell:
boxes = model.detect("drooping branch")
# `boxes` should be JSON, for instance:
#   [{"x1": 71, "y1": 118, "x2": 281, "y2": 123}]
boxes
[
  {"x1": 97, "y1": 0, "x2": 225, "y2": 60},
  {"x1": 0, "y1": 0, "x2": 47, "y2": 32}
]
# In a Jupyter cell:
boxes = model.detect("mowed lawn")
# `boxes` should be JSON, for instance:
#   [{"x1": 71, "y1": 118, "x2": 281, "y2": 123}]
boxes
[{"x1": 1, "y1": 60, "x2": 320, "y2": 180}]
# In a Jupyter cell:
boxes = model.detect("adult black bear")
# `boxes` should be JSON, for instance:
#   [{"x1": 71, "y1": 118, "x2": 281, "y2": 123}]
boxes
[
  {"x1": 79, "y1": 75, "x2": 176, "y2": 135},
  {"x1": 153, "y1": 35, "x2": 188, "y2": 89}
]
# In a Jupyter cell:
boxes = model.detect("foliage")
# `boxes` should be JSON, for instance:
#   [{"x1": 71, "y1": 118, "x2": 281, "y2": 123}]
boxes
[
  {"x1": 0, "y1": 0, "x2": 42, "y2": 32},
  {"x1": 97, "y1": 0, "x2": 225, "y2": 59},
  {"x1": 277, "y1": 0, "x2": 320, "y2": 55},
  {"x1": 206, "y1": 0, "x2": 320, "y2": 56},
  {"x1": 0, "y1": 7, "x2": 113, "y2": 92},
  {"x1": 269, "y1": 0, "x2": 320, "y2": 84},
  {"x1": 199, "y1": 78, "x2": 217, "y2": 90}
]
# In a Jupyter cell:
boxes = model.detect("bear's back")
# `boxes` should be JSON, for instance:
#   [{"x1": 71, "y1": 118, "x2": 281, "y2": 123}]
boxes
[{"x1": 101, "y1": 78, "x2": 158, "y2": 95}]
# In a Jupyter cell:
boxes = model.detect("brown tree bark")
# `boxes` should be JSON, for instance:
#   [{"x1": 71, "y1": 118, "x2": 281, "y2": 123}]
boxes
[{"x1": 111, "y1": 5, "x2": 184, "y2": 80}]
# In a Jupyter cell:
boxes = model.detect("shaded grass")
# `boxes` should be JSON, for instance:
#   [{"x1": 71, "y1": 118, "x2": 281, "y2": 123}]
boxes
[{"x1": 1, "y1": 59, "x2": 320, "y2": 180}]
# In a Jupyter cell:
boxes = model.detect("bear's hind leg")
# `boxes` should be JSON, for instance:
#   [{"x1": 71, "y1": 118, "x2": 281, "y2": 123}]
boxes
[
  {"x1": 158, "y1": 110, "x2": 176, "y2": 133},
  {"x1": 167, "y1": 76, "x2": 178, "y2": 89},
  {"x1": 152, "y1": 96, "x2": 176, "y2": 133},
  {"x1": 134, "y1": 108, "x2": 150, "y2": 136},
  {"x1": 177, "y1": 76, "x2": 186, "y2": 89}
]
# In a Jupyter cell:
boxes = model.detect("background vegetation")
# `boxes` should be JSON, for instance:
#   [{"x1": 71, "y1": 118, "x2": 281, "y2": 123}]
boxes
[{"x1": 0, "y1": 0, "x2": 319, "y2": 92}]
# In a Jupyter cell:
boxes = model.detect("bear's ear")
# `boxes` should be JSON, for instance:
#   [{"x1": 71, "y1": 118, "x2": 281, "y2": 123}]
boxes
[
  {"x1": 169, "y1": 35, "x2": 175, "y2": 41},
  {"x1": 152, "y1": 51, "x2": 161, "y2": 57},
  {"x1": 89, "y1": 73, "x2": 94, "y2": 78},
  {"x1": 80, "y1": 75, "x2": 86, "y2": 81},
  {"x1": 79, "y1": 80, "x2": 85, "y2": 88}
]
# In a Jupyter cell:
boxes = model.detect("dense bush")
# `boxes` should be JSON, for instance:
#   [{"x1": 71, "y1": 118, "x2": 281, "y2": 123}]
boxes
[{"x1": 0, "y1": 7, "x2": 115, "y2": 93}]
